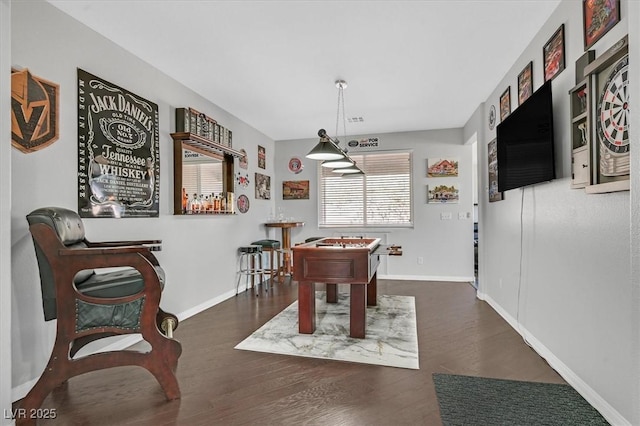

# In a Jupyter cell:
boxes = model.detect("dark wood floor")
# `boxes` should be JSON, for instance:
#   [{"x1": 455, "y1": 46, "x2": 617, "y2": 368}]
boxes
[{"x1": 27, "y1": 279, "x2": 564, "y2": 425}]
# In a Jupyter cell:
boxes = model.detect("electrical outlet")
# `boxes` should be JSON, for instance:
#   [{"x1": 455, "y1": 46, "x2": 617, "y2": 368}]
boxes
[
  {"x1": 458, "y1": 212, "x2": 465, "y2": 220},
  {"x1": 417, "y1": 256, "x2": 424, "y2": 265},
  {"x1": 440, "y1": 212, "x2": 452, "y2": 220}
]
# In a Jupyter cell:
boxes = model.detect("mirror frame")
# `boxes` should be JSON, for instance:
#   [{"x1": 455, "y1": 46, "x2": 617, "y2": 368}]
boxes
[{"x1": 172, "y1": 138, "x2": 234, "y2": 215}]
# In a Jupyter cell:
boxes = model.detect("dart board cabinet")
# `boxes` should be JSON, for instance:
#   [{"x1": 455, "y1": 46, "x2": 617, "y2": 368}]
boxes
[{"x1": 571, "y1": 34, "x2": 630, "y2": 194}]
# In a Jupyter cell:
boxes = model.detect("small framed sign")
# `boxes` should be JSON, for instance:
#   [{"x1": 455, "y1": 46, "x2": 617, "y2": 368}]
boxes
[
  {"x1": 499, "y1": 87, "x2": 511, "y2": 121},
  {"x1": 517, "y1": 62, "x2": 533, "y2": 106},
  {"x1": 288, "y1": 157, "x2": 304, "y2": 174}
]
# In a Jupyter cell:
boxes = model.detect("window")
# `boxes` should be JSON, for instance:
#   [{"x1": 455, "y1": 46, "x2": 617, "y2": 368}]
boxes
[
  {"x1": 319, "y1": 150, "x2": 412, "y2": 227},
  {"x1": 183, "y1": 160, "x2": 223, "y2": 199}
]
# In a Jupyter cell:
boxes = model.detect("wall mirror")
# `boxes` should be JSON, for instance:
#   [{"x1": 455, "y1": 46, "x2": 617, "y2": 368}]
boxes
[{"x1": 172, "y1": 137, "x2": 235, "y2": 215}]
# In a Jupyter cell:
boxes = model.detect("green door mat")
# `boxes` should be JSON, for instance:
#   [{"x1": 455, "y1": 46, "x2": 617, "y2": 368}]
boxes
[{"x1": 433, "y1": 373, "x2": 609, "y2": 425}]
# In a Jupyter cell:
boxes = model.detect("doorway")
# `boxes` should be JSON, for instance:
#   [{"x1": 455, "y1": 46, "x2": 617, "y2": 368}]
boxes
[{"x1": 469, "y1": 136, "x2": 479, "y2": 289}]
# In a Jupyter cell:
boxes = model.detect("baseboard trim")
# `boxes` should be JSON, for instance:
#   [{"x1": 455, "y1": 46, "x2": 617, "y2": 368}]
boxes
[
  {"x1": 177, "y1": 288, "x2": 238, "y2": 321},
  {"x1": 480, "y1": 294, "x2": 630, "y2": 426},
  {"x1": 380, "y1": 274, "x2": 475, "y2": 282}
]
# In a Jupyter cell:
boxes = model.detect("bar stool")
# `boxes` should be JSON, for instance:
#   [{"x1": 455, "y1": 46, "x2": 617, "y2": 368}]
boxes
[
  {"x1": 251, "y1": 239, "x2": 282, "y2": 284},
  {"x1": 236, "y1": 245, "x2": 265, "y2": 296}
]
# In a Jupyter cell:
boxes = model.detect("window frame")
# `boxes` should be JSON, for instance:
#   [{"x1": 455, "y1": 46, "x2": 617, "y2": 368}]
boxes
[{"x1": 317, "y1": 149, "x2": 414, "y2": 229}]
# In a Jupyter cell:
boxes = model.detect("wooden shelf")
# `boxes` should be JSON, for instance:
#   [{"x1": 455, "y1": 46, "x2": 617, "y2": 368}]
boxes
[
  {"x1": 170, "y1": 132, "x2": 244, "y2": 158},
  {"x1": 180, "y1": 211, "x2": 236, "y2": 216},
  {"x1": 584, "y1": 180, "x2": 630, "y2": 194},
  {"x1": 571, "y1": 112, "x2": 587, "y2": 123},
  {"x1": 568, "y1": 78, "x2": 591, "y2": 188}
]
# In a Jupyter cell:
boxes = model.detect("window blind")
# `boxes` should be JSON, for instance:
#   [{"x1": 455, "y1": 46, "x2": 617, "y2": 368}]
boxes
[
  {"x1": 319, "y1": 150, "x2": 412, "y2": 227},
  {"x1": 183, "y1": 163, "x2": 223, "y2": 199}
]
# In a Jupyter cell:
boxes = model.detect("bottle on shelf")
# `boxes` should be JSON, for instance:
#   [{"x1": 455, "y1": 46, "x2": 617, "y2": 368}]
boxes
[
  {"x1": 220, "y1": 192, "x2": 227, "y2": 212},
  {"x1": 182, "y1": 188, "x2": 188, "y2": 214},
  {"x1": 227, "y1": 192, "x2": 235, "y2": 214},
  {"x1": 190, "y1": 193, "x2": 199, "y2": 213},
  {"x1": 187, "y1": 193, "x2": 195, "y2": 213}
]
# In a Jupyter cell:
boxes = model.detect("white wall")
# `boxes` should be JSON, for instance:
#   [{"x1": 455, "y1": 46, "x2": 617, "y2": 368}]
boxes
[
  {"x1": 274, "y1": 129, "x2": 475, "y2": 281},
  {"x1": 627, "y1": 1, "x2": 640, "y2": 424},
  {"x1": 1, "y1": 1, "x2": 12, "y2": 424},
  {"x1": 467, "y1": 0, "x2": 635, "y2": 423},
  {"x1": 10, "y1": 0, "x2": 276, "y2": 399}
]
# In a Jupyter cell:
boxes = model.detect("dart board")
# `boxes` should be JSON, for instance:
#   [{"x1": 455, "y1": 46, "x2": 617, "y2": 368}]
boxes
[
  {"x1": 596, "y1": 54, "x2": 629, "y2": 176},
  {"x1": 597, "y1": 54, "x2": 629, "y2": 154}
]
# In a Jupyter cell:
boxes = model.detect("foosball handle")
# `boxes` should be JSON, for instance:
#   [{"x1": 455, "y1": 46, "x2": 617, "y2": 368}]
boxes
[{"x1": 388, "y1": 245, "x2": 403, "y2": 256}]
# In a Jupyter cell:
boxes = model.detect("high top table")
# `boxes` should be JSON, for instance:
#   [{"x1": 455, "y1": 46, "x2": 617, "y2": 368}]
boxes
[{"x1": 264, "y1": 221, "x2": 304, "y2": 278}]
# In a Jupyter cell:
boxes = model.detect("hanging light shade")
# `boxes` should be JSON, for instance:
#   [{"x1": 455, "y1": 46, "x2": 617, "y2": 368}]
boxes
[
  {"x1": 305, "y1": 130, "x2": 345, "y2": 161},
  {"x1": 340, "y1": 169, "x2": 365, "y2": 177},
  {"x1": 332, "y1": 163, "x2": 363, "y2": 174},
  {"x1": 321, "y1": 156, "x2": 353, "y2": 168}
]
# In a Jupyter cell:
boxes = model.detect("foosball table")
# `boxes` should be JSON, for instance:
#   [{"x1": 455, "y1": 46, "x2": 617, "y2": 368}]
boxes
[{"x1": 292, "y1": 237, "x2": 402, "y2": 338}]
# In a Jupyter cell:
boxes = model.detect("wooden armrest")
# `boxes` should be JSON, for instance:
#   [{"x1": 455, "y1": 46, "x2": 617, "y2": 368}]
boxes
[
  {"x1": 87, "y1": 240, "x2": 162, "y2": 251},
  {"x1": 59, "y1": 245, "x2": 154, "y2": 256}
]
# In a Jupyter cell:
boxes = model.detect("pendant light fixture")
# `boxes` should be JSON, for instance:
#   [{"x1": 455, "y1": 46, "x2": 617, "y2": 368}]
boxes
[
  {"x1": 305, "y1": 129, "x2": 345, "y2": 161},
  {"x1": 306, "y1": 80, "x2": 364, "y2": 175}
]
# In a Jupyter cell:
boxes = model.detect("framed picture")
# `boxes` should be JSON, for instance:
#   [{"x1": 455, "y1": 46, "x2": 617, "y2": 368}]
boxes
[
  {"x1": 258, "y1": 145, "x2": 266, "y2": 169},
  {"x1": 583, "y1": 0, "x2": 620, "y2": 50},
  {"x1": 239, "y1": 148, "x2": 248, "y2": 169},
  {"x1": 77, "y1": 69, "x2": 159, "y2": 218},
  {"x1": 517, "y1": 62, "x2": 533, "y2": 106},
  {"x1": 487, "y1": 139, "x2": 503, "y2": 202},
  {"x1": 427, "y1": 184, "x2": 459, "y2": 204},
  {"x1": 255, "y1": 172, "x2": 270, "y2": 200},
  {"x1": 543, "y1": 24, "x2": 565, "y2": 82},
  {"x1": 427, "y1": 158, "x2": 458, "y2": 177},
  {"x1": 283, "y1": 180, "x2": 309, "y2": 200},
  {"x1": 499, "y1": 87, "x2": 511, "y2": 121}
]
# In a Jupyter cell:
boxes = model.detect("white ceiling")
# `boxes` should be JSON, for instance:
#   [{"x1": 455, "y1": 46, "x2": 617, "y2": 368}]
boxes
[{"x1": 48, "y1": 0, "x2": 561, "y2": 141}]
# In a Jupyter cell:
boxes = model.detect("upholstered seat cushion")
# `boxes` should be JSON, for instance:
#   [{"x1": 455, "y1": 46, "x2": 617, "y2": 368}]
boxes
[
  {"x1": 76, "y1": 266, "x2": 165, "y2": 298},
  {"x1": 251, "y1": 239, "x2": 281, "y2": 249},
  {"x1": 240, "y1": 245, "x2": 263, "y2": 254}
]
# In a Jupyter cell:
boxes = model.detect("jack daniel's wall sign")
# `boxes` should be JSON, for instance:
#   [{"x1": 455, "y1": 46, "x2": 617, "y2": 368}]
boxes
[
  {"x1": 77, "y1": 69, "x2": 159, "y2": 218},
  {"x1": 11, "y1": 68, "x2": 59, "y2": 153}
]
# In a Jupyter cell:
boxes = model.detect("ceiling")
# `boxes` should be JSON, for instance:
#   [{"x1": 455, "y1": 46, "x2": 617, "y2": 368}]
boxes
[{"x1": 48, "y1": 0, "x2": 561, "y2": 142}]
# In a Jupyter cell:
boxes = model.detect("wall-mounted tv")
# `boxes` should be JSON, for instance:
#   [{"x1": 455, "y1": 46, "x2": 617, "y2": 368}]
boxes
[{"x1": 497, "y1": 81, "x2": 556, "y2": 192}]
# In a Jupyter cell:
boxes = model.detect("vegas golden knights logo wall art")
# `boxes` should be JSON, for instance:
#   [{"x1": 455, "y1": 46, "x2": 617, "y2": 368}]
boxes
[{"x1": 11, "y1": 68, "x2": 60, "y2": 153}]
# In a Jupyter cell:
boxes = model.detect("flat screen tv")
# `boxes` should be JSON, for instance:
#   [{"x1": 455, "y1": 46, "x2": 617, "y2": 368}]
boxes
[{"x1": 497, "y1": 81, "x2": 556, "y2": 192}]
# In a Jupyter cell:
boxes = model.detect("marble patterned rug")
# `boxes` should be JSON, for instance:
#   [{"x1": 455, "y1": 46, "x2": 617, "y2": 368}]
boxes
[{"x1": 235, "y1": 291, "x2": 419, "y2": 369}]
